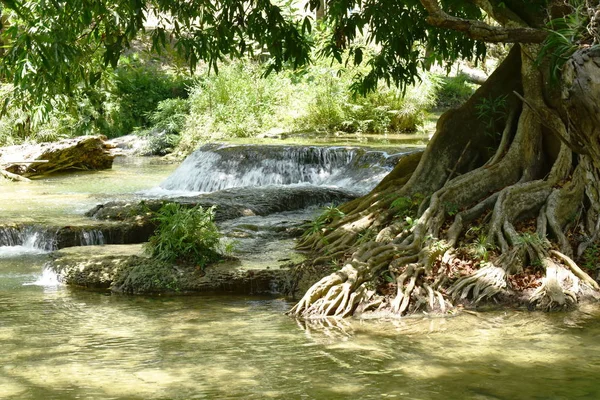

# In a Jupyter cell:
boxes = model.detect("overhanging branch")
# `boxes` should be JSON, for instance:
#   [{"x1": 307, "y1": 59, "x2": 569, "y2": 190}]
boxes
[{"x1": 419, "y1": 0, "x2": 547, "y2": 43}]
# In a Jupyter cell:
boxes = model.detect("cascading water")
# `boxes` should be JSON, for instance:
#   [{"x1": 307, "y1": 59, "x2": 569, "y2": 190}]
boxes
[
  {"x1": 153, "y1": 144, "x2": 408, "y2": 196},
  {"x1": 0, "y1": 227, "x2": 56, "y2": 257},
  {"x1": 79, "y1": 229, "x2": 106, "y2": 246},
  {"x1": 0, "y1": 226, "x2": 108, "y2": 254}
]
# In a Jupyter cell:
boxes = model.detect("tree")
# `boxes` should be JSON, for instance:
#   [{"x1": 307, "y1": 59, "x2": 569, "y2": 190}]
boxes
[
  {"x1": 0, "y1": 0, "x2": 311, "y2": 117},
  {"x1": 1, "y1": 0, "x2": 600, "y2": 317},
  {"x1": 291, "y1": 0, "x2": 600, "y2": 317}
]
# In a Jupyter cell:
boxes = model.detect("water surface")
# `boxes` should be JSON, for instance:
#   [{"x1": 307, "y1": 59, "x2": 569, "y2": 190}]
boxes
[
  {"x1": 2, "y1": 257, "x2": 600, "y2": 399},
  {"x1": 2, "y1": 147, "x2": 600, "y2": 399}
]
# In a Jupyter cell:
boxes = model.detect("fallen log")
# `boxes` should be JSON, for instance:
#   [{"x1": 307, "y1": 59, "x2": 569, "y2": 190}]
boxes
[
  {"x1": 0, "y1": 168, "x2": 31, "y2": 182},
  {"x1": 0, "y1": 136, "x2": 114, "y2": 178}
]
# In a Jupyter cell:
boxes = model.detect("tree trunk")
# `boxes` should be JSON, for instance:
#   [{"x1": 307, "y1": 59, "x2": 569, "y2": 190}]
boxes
[
  {"x1": 290, "y1": 44, "x2": 600, "y2": 318},
  {"x1": 315, "y1": 0, "x2": 326, "y2": 21}
]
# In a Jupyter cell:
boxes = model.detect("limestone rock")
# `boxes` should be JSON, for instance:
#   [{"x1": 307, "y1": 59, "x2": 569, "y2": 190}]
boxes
[{"x1": 49, "y1": 244, "x2": 291, "y2": 295}]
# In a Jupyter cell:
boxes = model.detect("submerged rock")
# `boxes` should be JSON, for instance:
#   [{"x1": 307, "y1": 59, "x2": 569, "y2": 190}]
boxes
[
  {"x1": 0, "y1": 135, "x2": 114, "y2": 178},
  {"x1": 49, "y1": 244, "x2": 295, "y2": 295}
]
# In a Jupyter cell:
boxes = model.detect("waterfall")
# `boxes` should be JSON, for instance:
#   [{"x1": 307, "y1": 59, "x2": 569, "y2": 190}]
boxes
[
  {"x1": 0, "y1": 226, "x2": 109, "y2": 252},
  {"x1": 79, "y1": 229, "x2": 106, "y2": 246},
  {"x1": 0, "y1": 227, "x2": 56, "y2": 256},
  {"x1": 154, "y1": 144, "x2": 408, "y2": 195}
]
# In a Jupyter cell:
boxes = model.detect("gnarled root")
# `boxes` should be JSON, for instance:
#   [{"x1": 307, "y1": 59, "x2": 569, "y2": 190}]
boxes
[
  {"x1": 288, "y1": 262, "x2": 375, "y2": 318},
  {"x1": 528, "y1": 250, "x2": 599, "y2": 310},
  {"x1": 448, "y1": 263, "x2": 507, "y2": 303}
]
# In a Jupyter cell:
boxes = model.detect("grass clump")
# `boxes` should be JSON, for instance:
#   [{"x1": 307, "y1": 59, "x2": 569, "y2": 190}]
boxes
[
  {"x1": 435, "y1": 75, "x2": 477, "y2": 108},
  {"x1": 146, "y1": 203, "x2": 222, "y2": 269}
]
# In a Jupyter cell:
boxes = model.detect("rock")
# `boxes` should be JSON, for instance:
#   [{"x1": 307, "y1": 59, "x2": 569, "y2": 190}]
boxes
[
  {"x1": 86, "y1": 185, "x2": 357, "y2": 223},
  {"x1": 105, "y1": 134, "x2": 151, "y2": 156},
  {"x1": 0, "y1": 135, "x2": 114, "y2": 178},
  {"x1": 0, "y1": 222, "x2": 156, "y2": 250},
  {"x1": 49, "y1": 244, "x2": 292, "y2": 295}
]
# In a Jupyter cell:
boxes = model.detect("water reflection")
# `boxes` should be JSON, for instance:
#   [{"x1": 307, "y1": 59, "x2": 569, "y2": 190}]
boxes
[{"x1": 2, "y1": 262, "x2": 600, "y2": 400}]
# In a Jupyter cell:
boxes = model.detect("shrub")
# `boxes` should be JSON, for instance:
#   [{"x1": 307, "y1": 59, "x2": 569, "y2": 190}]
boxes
[
  {"x1": 435, "y1": 75, "x2": 477, "y2": 108},
  {"x1": 105, "y1": 59, "x2": 191, "y2": 137},
  {"x1": 146, "y1": 203, "x2": 222, "y2": 269},
  {"x1": 137, "y1": 98, "x2": 190, "y2": 155}
]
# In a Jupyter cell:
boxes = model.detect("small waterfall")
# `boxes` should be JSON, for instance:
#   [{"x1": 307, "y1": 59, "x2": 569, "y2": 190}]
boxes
[
  {"x1": 155, "y1": 143, "x2": 407, "y2": 195},
  {"x1": 0, "y1": 226, "x2": 56, "y2": 256},
  {"x1": 79, "y1": 229, "x2": 106, "y2": 246}
]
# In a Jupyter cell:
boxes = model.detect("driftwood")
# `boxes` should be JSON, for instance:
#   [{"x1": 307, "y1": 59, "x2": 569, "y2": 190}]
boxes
[
  {"x1": 0, "y1": 168, "x2": 31, "y2": 182},
  {"x1": 0, "y1": 136, "x2": 114, "y2": 178}
]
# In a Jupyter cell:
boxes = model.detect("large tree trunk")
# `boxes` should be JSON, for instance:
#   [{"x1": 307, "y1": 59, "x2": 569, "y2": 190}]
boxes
[{"x1": 290, "y1": 44, "x2": 600, "y2": 319}]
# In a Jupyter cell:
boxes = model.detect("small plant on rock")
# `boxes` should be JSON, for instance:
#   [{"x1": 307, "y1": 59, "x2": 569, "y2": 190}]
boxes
[{"x1": 146, "y1": 203, "x2": 222, "y2": 269}]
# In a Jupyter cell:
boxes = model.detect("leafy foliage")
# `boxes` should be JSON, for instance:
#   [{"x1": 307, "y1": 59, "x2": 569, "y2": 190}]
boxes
[
  {"x1": 146, "y1": 203, "x2": 222, "y2": 269},
  {"x1": 390, "y1": 194, "x2": 424, "y2": 218},
  {"x1": 0, "y1": 0, "x2": 311, "y2": 118},
  {"x1": 435, "y1": 75, "x2": 476, "y2": 107},
  {"x1": 0, "y1": 0, "x2": 495, "y2": 122},
  {"x1": 303, "y1": 204, "x2": 345, "y2": 237},
  {"x1": 476, "y1": 94, "x2": 508, "y2": 142},
  {"x1": 539, "y1": 0, "x2": 596, "y2": 82},
  {"x1": 582, "y1": 243, "x2": 599, "y2": 271},
  {"x1": 107, "y1": 59, "x2": 191, "y2": 136}
]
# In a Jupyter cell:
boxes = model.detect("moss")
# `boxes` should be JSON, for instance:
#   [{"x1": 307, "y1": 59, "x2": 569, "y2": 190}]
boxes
[{"x1": 112, "y1": 258, "x2": 187, "y2": 294}]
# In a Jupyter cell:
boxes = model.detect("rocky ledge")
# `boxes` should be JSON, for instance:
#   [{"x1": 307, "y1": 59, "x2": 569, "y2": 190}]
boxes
[
  {"x1": 49, "y1": 244, "x2": 334, "y2": 297},
  {"x1": 50, "y1": 244, "x2": 293, "y2": 295},
  {"x1": 86, "y1": 185, "x2": 357, "y2": 223}
]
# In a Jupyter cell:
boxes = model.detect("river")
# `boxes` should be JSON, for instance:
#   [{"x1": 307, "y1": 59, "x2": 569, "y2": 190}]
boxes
[{"x1": 1, "y1": 150, "x2": 600, "y2": 399}]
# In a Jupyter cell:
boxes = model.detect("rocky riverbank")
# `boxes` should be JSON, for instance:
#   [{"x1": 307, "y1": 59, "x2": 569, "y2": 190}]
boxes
[{"x1": 48, "y1": 244, "x2": 331, "y2": 297}]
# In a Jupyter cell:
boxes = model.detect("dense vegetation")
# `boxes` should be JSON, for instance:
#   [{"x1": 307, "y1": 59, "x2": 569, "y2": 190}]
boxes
[
  {"x1": 2, "y1": 0, "x2": 599, "y2": 320},
  {"x1": 0, "y1": 51, "x2": 475, "y2": 150},
  {"x1": 146, "y1": 203, "x2": 223, "y2": 268}
]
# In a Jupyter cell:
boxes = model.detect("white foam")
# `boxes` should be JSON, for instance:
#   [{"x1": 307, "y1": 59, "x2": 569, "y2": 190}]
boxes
[{"x1": 23, "y1": 267, "x2": 62, "y2": 287}]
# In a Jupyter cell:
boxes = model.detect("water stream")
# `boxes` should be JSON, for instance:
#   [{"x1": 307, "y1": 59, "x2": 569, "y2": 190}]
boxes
[{"x1": 1, "y1": 146, "x2": 600, "y2": 398}]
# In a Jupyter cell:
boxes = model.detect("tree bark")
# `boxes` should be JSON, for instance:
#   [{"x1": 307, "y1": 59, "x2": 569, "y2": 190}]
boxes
[{"x1": 290, "y1": 44, "x2": 600, "y2": 319}]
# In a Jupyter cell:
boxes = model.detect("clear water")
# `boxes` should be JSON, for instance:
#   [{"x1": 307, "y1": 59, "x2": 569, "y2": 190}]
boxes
[
  {"x1": 0, "y1": 157, "x2": 177, "y2": 224},
  {"x1": 2, "y1": 257, "x2": 600, "y2": 399},
  {"x1": 2, "y1": 148, "x2": 600, "y2": 399}
]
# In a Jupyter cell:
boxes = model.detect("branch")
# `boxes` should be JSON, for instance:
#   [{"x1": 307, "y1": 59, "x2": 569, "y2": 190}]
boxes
[
  {"x1": 419, "y1": 0, "x2": 547, "y2": 43},
  {"x1": 468, "y1": 0, "x2": 528, "y2": 28}
]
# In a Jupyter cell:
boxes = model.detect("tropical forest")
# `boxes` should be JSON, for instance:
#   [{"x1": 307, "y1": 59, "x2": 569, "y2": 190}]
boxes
[{"x1": 1, "y1": 0, "x2": 600, "y2": 398}]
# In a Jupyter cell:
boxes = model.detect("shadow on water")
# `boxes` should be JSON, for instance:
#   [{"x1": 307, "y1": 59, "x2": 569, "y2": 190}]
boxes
[{"x1": 3, "y1": 278, "x2": 600, "y2": 399}]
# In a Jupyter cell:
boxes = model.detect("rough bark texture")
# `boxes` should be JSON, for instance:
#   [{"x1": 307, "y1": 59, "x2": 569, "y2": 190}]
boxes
[{"x1": 290, "y1": 44, "x2": 600, "y2": 319}]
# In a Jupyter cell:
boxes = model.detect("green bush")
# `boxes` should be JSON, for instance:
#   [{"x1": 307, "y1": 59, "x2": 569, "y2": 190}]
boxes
[
  {"x1": 180, "y1": 61, "x2": 296, "y2": 150},
  {"x1": 295, "y1": 62, "x2": 439, "y2": 134},
  {"x1": 105, "y1": 59, "x2": 191, "y2": 137},
  {"x1": 0, "y1": 57, "x2": 192, "y2": 144},
  {"x1": 137, "y1": 98, "x2": 190, "y2": 155},
  {"x1": 435, "y1": 75, "x2": 476, "y2": 108},
  {"x1": 146, "y1": 203, "x2": 222, "y2": 269}
]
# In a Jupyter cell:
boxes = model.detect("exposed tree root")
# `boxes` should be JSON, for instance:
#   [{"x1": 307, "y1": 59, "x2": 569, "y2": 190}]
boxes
[{"x1": 289, "y1": 45, "x2": 600, "y2": 320}]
